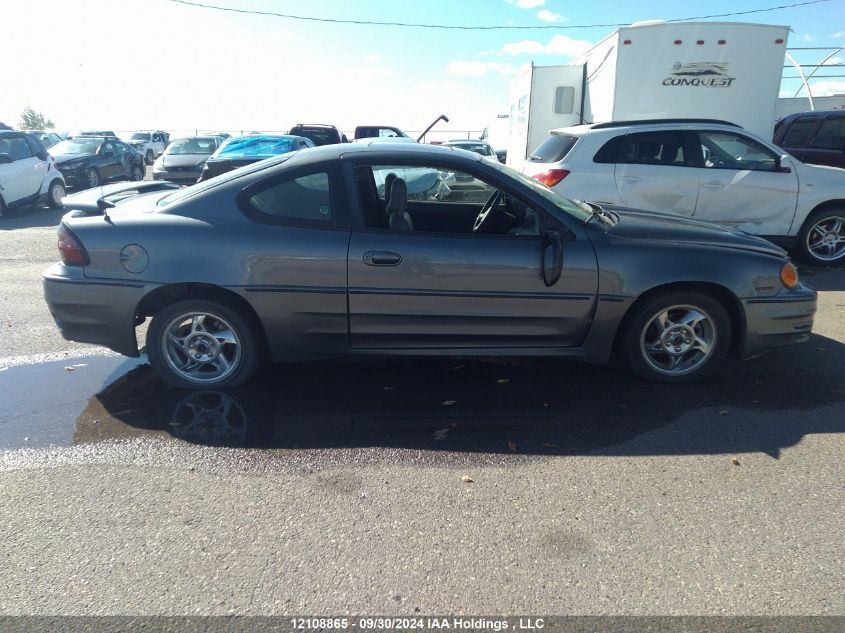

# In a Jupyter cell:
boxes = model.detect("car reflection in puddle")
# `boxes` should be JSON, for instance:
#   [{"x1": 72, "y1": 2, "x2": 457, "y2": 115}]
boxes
[{"x1": 64, "y1": 347, "x2": 845, "y2": 457}]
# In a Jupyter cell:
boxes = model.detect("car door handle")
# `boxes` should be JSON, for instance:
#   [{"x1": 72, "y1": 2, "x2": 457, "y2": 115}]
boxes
[
  {"x1": 363, "y1": 251, "x2": 402, "y2": 266},
  {"x1": 621, "y1": 175, "x2": 642, "y2": 183},
  {"x1": 701, "y1": 181, "x2": 726, "y2": 191}
]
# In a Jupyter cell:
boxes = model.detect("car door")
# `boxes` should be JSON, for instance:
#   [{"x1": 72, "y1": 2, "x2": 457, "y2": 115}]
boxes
[
  {"x1": 689, "y1": 129, "x2": 799, "y2": 236},
  {"x1": 0, "y1": 135, "x2": 42, "y2": 203},
  {"x1": 98, "y1": 141, "x2": 121, "y2": 181},
  {"x1": 611, "y1": 130, "x2": 700, "y2": 217},
  {"x1": 235, "y1": 163, "x2": 351, "y2": 358},
  {"x1": 345, "y1": 159, "x2": 599, "y2": 350}
]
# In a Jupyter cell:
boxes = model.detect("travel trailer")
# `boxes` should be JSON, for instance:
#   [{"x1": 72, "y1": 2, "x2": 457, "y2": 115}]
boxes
[{"x1": 507, "y1": 21, "x2": 790, "y2": 167}]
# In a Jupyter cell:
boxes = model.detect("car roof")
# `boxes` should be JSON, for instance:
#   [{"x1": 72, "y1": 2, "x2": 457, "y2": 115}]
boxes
[
  {"x1": 781, "y1": 110, "x2": 845, "y2": 119},
  {"x1": 550, "y1": 120, "x2": 746, "y2": 136},
  {"x1": 284, "y1": 140, "x2": 484, "y2": 167},
  {"x1": 291, "y1": 124, "x2": 339, "y2": 130}
]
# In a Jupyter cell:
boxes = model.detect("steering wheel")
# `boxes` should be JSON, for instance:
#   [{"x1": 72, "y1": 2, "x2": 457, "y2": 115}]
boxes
[{"x1": 472, "y1": 190, "x2": 503, "y2": 233}]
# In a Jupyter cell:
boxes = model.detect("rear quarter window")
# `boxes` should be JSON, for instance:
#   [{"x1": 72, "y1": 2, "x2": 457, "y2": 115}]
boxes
[
  {"x1": 527, "y1": 134, "x2": 578, "y2": 163},
  {"x1": 781, "y1": 116, "x2": 819, "y2": 147},
  {"x1": 241, "y1": 170, "x2": 334, "y2": 226}
]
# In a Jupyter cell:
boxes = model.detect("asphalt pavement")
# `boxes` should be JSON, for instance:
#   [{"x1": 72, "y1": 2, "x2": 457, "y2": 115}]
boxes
[{"x1": 0, "y1": 198, "x2": 843, "y2": 616}]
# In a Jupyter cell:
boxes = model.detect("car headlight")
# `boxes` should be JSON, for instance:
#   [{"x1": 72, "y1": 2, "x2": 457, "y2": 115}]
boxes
[
  {"x1": 780, "y1": 261, "x2": 799, "y2": 288},
  {"x1": 59, "y1": 160, "x2": 83, "y2": 170}
]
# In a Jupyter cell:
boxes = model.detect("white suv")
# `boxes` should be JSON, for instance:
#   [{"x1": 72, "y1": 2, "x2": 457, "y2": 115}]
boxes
[
  {"x1": 0, "y1": 131, "x2": 66, "y2": 218},
  {"x1": 123, "y1": 130, "x2": 169, "y2": 165},
  {"x1": 525, "y1": 119, "x2": 845, "y2": 265}
]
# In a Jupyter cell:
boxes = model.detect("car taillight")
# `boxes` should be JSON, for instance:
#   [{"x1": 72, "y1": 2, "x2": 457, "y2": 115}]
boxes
[
  {"x1": 57, "y1": 224, "x2": 89, "y2": 266},
  {"x1": 532, "y1": 169, "x2": 570, "y2": 187}
]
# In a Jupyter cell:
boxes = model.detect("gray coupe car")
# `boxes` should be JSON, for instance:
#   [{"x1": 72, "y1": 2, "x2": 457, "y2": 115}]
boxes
[{"x1": 44, "y1": 143, "x2": 816, "y2": 389}]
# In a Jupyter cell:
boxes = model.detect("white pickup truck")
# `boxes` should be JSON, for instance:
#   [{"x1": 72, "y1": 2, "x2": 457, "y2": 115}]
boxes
[{"x1": 123, "y1": 130, "x2": 169, "y2": 165}]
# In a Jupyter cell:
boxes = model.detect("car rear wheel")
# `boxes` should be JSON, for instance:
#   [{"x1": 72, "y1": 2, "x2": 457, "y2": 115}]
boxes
[
  {"x1": 147, "y1": 299, "x2": 263, "y2": 389},
  {"x1": 85, "y1": 168, "x2": 100, "y2": 188},
  {"x1": 131, "y1": 164, "x2": 144, "y2": 181},
  {"x1": 799, "y1": 208, "x2": 845, "y2": 266},
  {"x1": 621, "y1": 291, "x2": 731, "y2": 383},
  {"x1": 145, "y1": 150, "x2": 154, "y2": 165},
  {"x1": 47, "y1": 179, "x2": 65, "y2": 208}
]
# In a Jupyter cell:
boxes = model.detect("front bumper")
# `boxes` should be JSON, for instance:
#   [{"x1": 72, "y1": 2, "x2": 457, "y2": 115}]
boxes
[
  {"x1": 43, "y1": 263, "x2": 149, "y2": 357},
  {"x1": 741, "y1": 283, "x2": 817, "y2": 359},
  {"x1": 153, "y1": 168, "x2": 202, "y2": 184},
  {"x1": 55, "y1": 168, "x2": 88, "y2": 188}
]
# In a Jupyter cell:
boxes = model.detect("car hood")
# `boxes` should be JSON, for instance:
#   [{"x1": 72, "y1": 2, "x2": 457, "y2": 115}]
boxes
[
  {"x1": 52, "y1": 153, "x2": 94, "y2": 164},
  {"x1": 600, "y1": 206, "x2": 787, "y2": 257},
  {"x1": 160, "y1": 154, "x2": 209, "y2": 167}
]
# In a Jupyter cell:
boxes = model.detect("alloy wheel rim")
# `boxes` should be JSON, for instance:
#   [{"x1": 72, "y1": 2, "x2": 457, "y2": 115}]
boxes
[
  {"x1": 807, "y1": 215, "x2": 845, "y2": 262},
  {"x1": 161, "y1": 312, "x2": 241, "y2": 383},
  {"x1": 87, "y1": 170, "x2": 98, "y2": 187},
  {"x1": 640, "y1": 304, "x2": 716, "y2": 376}
]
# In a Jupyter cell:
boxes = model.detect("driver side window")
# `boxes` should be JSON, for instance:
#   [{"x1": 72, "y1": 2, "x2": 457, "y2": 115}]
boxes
[
  {"x1": 698, "y1": 131, "x2": 779, "y2": 172},
  {"x1": 353, "y1": 164, "x2": 550, "y2": 237}
]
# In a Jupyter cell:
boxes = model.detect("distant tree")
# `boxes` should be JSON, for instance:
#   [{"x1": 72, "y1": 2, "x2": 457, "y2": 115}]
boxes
[{"x1": 19, "y1": 107, "x2": 54, "y2": 130}]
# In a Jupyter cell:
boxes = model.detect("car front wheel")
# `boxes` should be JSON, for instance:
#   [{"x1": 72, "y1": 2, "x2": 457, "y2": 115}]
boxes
[
  {"x1": 47, "y1": 179, "x2": 65, "y2": 208},
  {"x1": 145, "y1": 150, "x2": 154, "y2": 165},
  {"x1": 85, "y1": 168, "x2": 100, "y2": 189},
  {"x1": 131, "y1": 164, "x2": 144, "y2": 181},
  {"x1": 147, "y1": 299, "x2": 263, "y2": 389},
  {"x1": 621, "y1": 291, "x2": 731, "y2": 383},
  {"x1": 799, "y1": 208, "x2": 845, "y2": 266}
]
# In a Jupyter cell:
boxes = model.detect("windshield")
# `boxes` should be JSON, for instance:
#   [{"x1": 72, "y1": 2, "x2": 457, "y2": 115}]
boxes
[
  {"x1": 213, "y1": 136, "x2": 296, "y2": 159},
  {"x1": 487, "y1": 160, "x2": 593, "y2": 222},
  {"x1": 128, "y1": 132, "x2": 151, "y2": 141},
  {"x1": 50, "y1": 139, "x2": 101, "y2": 156},
  {"x1": 447, "y1": 143, "x2": 492, "y2": 156},
  {"x1": 165, "y1": 138, "x2": 217, "y2": 155}
]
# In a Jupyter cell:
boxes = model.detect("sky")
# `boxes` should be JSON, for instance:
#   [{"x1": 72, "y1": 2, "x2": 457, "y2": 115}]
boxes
[{"x1": 1, "y1": 0, "x2": 844, "y2": 136}]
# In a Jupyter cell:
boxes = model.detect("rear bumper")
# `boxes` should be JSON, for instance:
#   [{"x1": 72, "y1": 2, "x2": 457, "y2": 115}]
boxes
[
  {"x1": 43, "y1": 263, "x2": 148, "y2": 357},
  {"x1": 741, "y1": 284, "x2": 817, "y2": 359}
]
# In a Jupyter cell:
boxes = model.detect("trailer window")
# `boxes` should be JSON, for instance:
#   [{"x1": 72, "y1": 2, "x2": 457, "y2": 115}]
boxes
[
  {"x1": 554, "y1": 86, "x2": 575, "y2": 114},
  {"x1": 782, "y1": 116, "x2": 819, "y2": 147},
  {"x1": 528, "y1": 134, "x2": 578, "y2": 163}
]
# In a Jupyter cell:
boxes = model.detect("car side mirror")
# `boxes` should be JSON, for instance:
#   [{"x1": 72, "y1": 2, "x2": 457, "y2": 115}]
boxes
[
  {"x1": 37, "y1": 151, "x2": 48, "y2": 161},
  {"x1": 541, "y1": 230, "x2": 563, "y2": 287},
  {"x1": 776, "y1": 155, "x2": 792, "y2": 173},
  {"x1": 0, "y1": 154, "x2": 12, "y2": 164},
  {"x1": 101, "y1": 150, "x2": 114, "y2": 158}
]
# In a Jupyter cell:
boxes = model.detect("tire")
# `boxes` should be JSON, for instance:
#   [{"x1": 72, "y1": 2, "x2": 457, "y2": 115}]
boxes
[
  {"x1": 145, "y1": 150, "x2": 154, "y2": 165},
  {"x1": 85, "y1": 167, "x2": 100, "y2": 189},
  {"x1": 0, "y1": 196, "x2": 6, "y2": 219},
  {"x1": 798, "y1": 207, "x2": 845, "y2": 266},
  {"x1": 46, "y1": 179, "x2": 65, "y2": 208},
  {"x1": 131, "y1": 164, "x2": 144, "y2": 181},
  {"x1": 620, "y1": 291, "x2": 732, "y2": 383},
  {"x1": 147, "y1": 298, "x2": 263, "y2": 389}
]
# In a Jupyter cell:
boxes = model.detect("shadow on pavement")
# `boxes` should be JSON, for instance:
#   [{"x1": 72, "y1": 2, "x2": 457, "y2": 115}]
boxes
[
  {"x1": 74, "y1": 332, "x2": 845, "y2": 458},
  {"x1": 0, "y1": 205, "x2": 64, "y2": 230},
  {"x1": 798, "y1": 265, "x2": 845, "y2": 291}
]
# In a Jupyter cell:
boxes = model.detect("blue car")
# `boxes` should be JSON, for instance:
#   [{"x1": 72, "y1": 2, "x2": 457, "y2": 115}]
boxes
[{"x1": 198, "y1": 134, "x2": 314, "y2": 181}]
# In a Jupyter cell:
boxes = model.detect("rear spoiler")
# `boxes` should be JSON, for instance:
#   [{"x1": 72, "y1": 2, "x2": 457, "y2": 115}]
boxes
[{"x1": 61, "y1": 181, "x2": 181, "y2": 215}]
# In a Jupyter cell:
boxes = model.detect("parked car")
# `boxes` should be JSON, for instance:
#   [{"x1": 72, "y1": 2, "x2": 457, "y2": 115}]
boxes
[
  {"x1": 354, "y1": 125, "x2": 410, "y2": 140},
  {"x1": 0, "y1": 131, "x2": 65, "y2": 217},
  {"x1": 288, "y1": 123, "x2": 347, "y2": 146},
  {"x1": 773, "y1": 110, "x2": 845, "y2": 169},
  {"x1": 524, "y1": 119, "x2": 845, "y2": 265},
  {"x1": 67, "y1": 130, "x2": 117, "y2": 139},
  {"x1": 443, "y1": 139, "x2": 499, "y2": 159},
  {"x1": 123, "y1": 130, "x2": 169, "y2": 165},
  {"x1": 28, "y1": 130, "x2": 63, "y2": 149},
  {"x1": 49, "y1": 136, "x2": 145, "y2": 189},
  {"x1": 198, "y1": 134, "x2": 314, "y2": 181},
  {"x1": 43, "y1": 143, "x2": 815, "y2": 389},
  {"x1": 152, "y1": 136, "x2": 224, "y2": 184}
]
